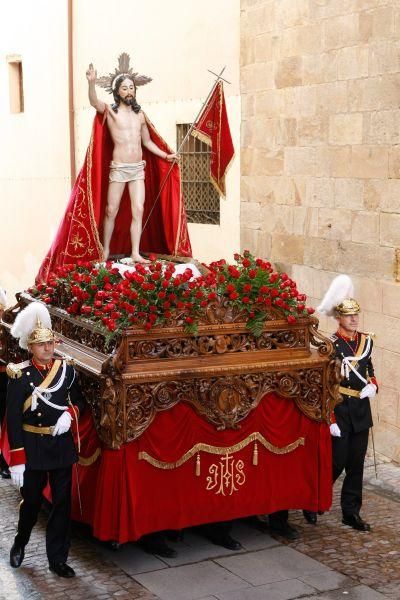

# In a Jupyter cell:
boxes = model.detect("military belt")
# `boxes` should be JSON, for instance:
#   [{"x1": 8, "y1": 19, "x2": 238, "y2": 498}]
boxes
[
  {"x1": 22, "y1": 424, "x2": 54, "y2": 435},
  {"x1": 339, "y1": 386, "x2": 361, "y2": 398}
]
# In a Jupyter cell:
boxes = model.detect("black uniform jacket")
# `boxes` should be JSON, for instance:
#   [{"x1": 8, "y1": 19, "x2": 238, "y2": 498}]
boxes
[
  {"x1": 6, "y1": 360, "x2": 84, "y2": 470},
  {"x1": 332, "y1": 332, "x2": 376, "y2": 434}
]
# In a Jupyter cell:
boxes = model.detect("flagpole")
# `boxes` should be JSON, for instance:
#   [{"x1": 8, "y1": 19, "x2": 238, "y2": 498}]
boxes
[{"x1": 142, "y1": 67, "x2": 229, "y2": 233}]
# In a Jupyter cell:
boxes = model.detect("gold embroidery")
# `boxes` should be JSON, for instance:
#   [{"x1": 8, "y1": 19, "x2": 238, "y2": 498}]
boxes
[
  {"x1": 78, "y1": 448, "x2": 101, "y2": 466},
  {"x1": 138, "y1": 432, "x2": 305, "y2": 470},
  {"x1": 206, "y1": 454, "x2": 245, "y2": 496}
]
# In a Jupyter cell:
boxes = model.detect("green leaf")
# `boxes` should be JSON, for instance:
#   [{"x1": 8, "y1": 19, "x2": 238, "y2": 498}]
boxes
[{"x1": 246, "y1": 311, "x2": 267, "y2": 337}]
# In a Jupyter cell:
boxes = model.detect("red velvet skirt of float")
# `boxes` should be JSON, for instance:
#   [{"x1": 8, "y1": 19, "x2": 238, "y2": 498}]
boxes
[{"x1": 91, "y1": 392, "x2": 332, "y2": 543}]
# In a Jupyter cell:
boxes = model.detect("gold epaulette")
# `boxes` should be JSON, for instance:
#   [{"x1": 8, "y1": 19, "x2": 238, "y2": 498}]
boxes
[{"x1": 6, "y1": 363, "x2": 22, "y2": 379}]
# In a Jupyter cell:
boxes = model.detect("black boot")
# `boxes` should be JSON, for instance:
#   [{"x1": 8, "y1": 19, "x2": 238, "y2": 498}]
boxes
[
  {"x1": 10, "y1": 541, "x2": 25, "y2": 568},
  {"x1": 49, "y1": 562, "x2": 76, "y2": 578},
  {"x1": 342, "y1": 514, "x2": 371, "y2": 531},
  {"x1": 140, "y1": 533, "x2": 177, "y2": 558},
  {"x1": 303, "y1": 510, "x2": 317, "y2": 525},
  {"x1": 269, "y1": 511, "x2": 300, "y2": 541},
  {"x1": 202, "y1": 522, "x2": 242, "y2": 551}
]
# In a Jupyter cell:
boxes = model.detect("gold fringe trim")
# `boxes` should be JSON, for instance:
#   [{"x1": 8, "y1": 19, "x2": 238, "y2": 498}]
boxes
[
  {"x1": 78, "y1": 447, "x2": 101, "y2": 466},
  {"x1": 191, "y1": 128, "x2": 212, "y2": 147},
  {"x1": 138, "y1": 433, "x2": 305, "y2": 470}
]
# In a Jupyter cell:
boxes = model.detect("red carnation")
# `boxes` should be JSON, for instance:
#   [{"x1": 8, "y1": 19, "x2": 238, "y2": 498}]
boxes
[
  {"x1": 242, "y1": 258, "x2": 251, "y2": 268},
  {"x1": 107, "y1": 320, "x2": 117, "y2": 331},
  {"x1": 287, "y1": 315, "x2": 297, "y2": 324}
]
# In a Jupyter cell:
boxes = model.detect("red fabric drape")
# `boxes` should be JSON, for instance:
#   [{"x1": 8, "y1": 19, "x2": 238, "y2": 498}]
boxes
[
  {"x1": 192, "y1": 81, "x2": 234, "y2": 197},
  {"x1": 92, "y1": 393, "x2": 332, "y2": 543},
  {"x1": 1, "y1": 392, "x2": 332, "y2": 543},
  {"x1": 37, "y1": 113, "x2": 192, "y2": 283}
]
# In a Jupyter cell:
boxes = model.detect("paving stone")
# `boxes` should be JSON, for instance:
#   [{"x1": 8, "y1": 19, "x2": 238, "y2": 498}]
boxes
[
  {"x1": 306, "y1": 584, "x2": 388, "y2": 599},
  {"x1": 0, "y1": 480, "x2": 156, "y2": 600},
  {"x1": 281, "y1": 476, "x2": 400, "y2": 598},
  {"x1": 1, "y1": 454, "x2": 399, "y2": 599},
  {"x1": 216, "y1": 546, "x2": 331, "y2": 585},
  {"x1": 135, "y1": 561, "x2": 249, "y2": 600},
  {"x1": 215, "y1": 578, "x2": 316, "y2": 599},
  {"x1": 158, "y1": 541, "x2": 246, "y2": 568},
  {"x1": 232, "y1": 520, "x2": 280, "y2": 551},
  {"x1": 298, "y1": 570, "x2": 355, "y2": 592},
  {"x1": 97, "y1": 541, "x2": 167, "y2": 575}
]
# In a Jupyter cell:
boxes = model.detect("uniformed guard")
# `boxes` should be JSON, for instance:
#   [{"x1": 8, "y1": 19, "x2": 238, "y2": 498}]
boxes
[
  {"x1": 304, "y1": 275, "x2": 377, "y2": 531},
  {"x1": 0, "y1": 286, "x2": 11, "y2": 479},
  {"x1": 7, "y1": 301, "x2": 84, "y2": 577}
]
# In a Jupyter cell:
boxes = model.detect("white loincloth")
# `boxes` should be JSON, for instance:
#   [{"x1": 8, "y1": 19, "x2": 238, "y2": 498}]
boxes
[{"x1": 109, "y1": 160, "x2": 146, "y2": 183}]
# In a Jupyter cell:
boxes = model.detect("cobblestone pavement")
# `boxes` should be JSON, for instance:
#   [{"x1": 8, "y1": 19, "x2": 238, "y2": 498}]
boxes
[
  {"x1": 0, "y1": 481, "x2": 156, "y2": 600},
  {"x1": 279, "y1": 455, "x2": 400, "y2": 600},
  {"x1": 0, "y1": 453, "x2": 398, "y2": 599}
]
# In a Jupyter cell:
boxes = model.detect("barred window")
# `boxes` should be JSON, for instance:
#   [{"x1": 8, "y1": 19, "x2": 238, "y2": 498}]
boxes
[{"x1": 177, "y1": 123, "x2": 220, "y2": 225}]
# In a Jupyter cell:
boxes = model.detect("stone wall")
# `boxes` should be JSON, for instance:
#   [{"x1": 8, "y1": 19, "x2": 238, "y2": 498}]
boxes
[{"x1": 240, "y1": 0, "x2": 400, "y2": 461}]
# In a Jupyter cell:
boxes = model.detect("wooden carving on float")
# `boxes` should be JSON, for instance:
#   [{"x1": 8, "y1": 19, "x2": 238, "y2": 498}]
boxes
[{"x1": 0, "y1": 293, "x2": 341, "y2": 450}]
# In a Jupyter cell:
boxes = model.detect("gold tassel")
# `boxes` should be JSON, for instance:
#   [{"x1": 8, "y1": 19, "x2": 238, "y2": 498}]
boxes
[
  {"x1": 253, "y1": 442, "x2": 258, "y2": 466},
  {"x1": 196, "y1": 452, "x2": 201, "y2": 476}
]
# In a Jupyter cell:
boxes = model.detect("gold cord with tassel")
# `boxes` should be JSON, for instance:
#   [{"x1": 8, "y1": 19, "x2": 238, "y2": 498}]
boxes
[
  {"x1": 252, "y1": 441, "x2": 258, "y2": 466},
  {"x1": 196, "y1": 452, "x2": 201, "y2": 476}
]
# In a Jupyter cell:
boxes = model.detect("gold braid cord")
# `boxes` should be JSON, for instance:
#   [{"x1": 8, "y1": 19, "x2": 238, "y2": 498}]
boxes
[
  {"x1": 78, "y1": 448, "x2": 101, "y2": 466},
  {"x1": 138, "y1": 432, "x2": 305, "y2": 470}
]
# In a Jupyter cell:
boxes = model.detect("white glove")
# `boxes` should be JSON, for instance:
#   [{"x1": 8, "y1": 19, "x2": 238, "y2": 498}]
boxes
[
  {"x1": 360, "y1": 383, "x2": 377, "y2": 400},
  {"x1": 10, "y1": 464, "x2": 25, "y2": 487},
  {"x1": 330, "y1": 423, "x2": 341, "y2": 437},
  {"x1": 52, "y1": 411, "x2": 72, "y2": 436}
]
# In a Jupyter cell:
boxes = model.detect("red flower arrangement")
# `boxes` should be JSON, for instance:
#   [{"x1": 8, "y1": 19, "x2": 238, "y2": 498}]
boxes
[{"x1": 28, "y1": 251, "x2": 314, "y2": 343}]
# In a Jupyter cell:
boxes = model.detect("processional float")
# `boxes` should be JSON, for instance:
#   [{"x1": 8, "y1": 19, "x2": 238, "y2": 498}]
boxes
[{"x1": 0, "y1": 55, "x2": 340, "y2": 542}]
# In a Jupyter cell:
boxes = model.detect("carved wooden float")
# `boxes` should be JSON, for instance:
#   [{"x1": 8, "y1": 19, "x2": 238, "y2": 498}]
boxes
[{"x1": 0, "y1": 292, "x2": 340, "y2": 450}]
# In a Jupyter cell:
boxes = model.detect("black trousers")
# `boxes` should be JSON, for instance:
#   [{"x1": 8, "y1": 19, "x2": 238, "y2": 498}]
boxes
[
  {"x1": 15, "y1": 466, "x2": 72, "y2": 565},
  {"x1": 0, "y1": 372, "x2": 8, "y2": 470},
  {"x1": 268, "y1": 510, "x2": 289, "y2": 526},
  {"x1": 332, "y1": 428, "x2": 369, "y2": 517}
]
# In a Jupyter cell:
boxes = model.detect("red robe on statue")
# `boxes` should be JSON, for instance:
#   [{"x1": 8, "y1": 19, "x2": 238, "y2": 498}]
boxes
[{"x1": 37, "y1": 112, "x2": 192, "y2": 282}]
